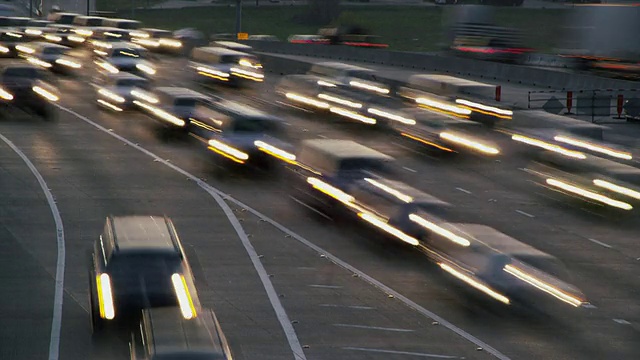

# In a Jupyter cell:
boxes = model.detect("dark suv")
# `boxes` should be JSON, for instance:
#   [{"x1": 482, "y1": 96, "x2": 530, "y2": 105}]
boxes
[
  {"x1": 88, "y1": 215, "x2": 201, "y2": 332},
  {"x1": 0, "y1": 62, "x2": 59, "y2": 120}
]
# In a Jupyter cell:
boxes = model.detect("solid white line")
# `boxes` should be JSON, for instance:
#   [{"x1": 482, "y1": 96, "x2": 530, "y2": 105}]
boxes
[
  {"x1": 308, "y1": 284, "x2": 343, "y2": 289},
  {"x1": 403, "y1": 166, "x2": 417, "y2": 173},
  {"x1": 0, "y1": 133, "x2": 66, "y2": 360},
  {"x1": 515, "y1": 209, "x2": 535, "y2": 218},
  {"x1": 613, "y1": 319, "x2": 631, "y2": 325},
  {"x1": 333, "y1": 324, "x2": 414, "y2": 332},
  {"x1": 344, "y1": 347, "x2": 460, "y2": 359},
  {"x1": 319, "y1": 304, "x2": 375, "y2": 310},
  {"x1": 587, "y1": 238, "x2": 612, "y2": 249},
  {"x1": 455, "y1": 187, "x2": 471, "y2": 194},
  {"x1": 58, "y1": 105, "x2": 511, "y2": 360},
  {"x1": 56, "y1": 105, "x2": 306, "y2": 360}
]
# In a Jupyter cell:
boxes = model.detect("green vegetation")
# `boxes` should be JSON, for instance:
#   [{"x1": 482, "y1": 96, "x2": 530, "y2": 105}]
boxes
[{"x1": 105, "y1": 5, "x2": 570, "y2": 52}]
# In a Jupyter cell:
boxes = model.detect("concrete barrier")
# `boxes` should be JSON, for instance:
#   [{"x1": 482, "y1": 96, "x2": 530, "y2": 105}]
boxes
[{"x1": 245, "y1": 41, "x2": 638, "y2": 91}]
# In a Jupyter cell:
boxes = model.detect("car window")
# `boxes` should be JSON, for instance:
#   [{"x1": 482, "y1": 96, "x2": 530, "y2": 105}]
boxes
[
  {"x1": 108, "y1": 253, "x2": 181, "y2": 274},
  {"x1": 174, "y1": 98, "x2": 198, "y2": 107}
]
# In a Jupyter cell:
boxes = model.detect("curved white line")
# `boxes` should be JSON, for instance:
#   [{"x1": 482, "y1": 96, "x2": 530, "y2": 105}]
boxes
[
  {"x1": 0, "y1": 133, "x2": 65, "y2": 360},
  {"x1": 57, "y1": 105, "x2": 510, "y2": 360}
]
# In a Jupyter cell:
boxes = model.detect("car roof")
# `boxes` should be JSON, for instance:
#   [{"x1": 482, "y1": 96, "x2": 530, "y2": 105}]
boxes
[
  {"x1": 111, "y1": 216, "x2": 178, "y2": 254},
  {"x1": 301, "y1": 139, "x2": 393, "y2": 161}
]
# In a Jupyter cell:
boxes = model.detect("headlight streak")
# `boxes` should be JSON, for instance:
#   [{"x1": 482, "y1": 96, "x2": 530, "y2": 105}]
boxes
[
  {"x1": 238, "y1": 59, "x2": 260, "y2": 68},
  {"x1": 26, "y1": 57, "x2": 52, "y2": 68},
  {"x1": 43, "y1": 34, "x2": 62, "y2": 42},
  {"x1": 132, "y1": 38, "x2": 160, "y2": 48},
  {"x1": 195, "y1": 66, "x2": 229, "y2": 81},
  {"x1": 364, "y1": 178, "x2": 413, "y2": 203},
  {"x1": 0, "y1": 45, "x2": 9, "y2": 53},
  {"x1": 92, "y1": 40, "x2": 112, "y2": 49},
  {"x1": 135, "y1": 63, "x2": 156, "y2": 75},
  {"x1": 503, "y1": 265, "x2": 584, "y2": 307},
  {"x1": 593, "y1": 179, "x2": 640, "y2": 200},
  {"x1": 55, "y1": 58, "x2": 82, "y2": 68},
  {"x1": 367, "y1": 108, "x2": 416, "y2": 125},
  {"x1": 96, "y1": 273, "x2": 115, "y2": 320},
  {"x1": 400, "y1": 132, "x2": 455, "y2": 152},
  {"x1": 0, "y1": 87, "x2": 14, "y2": 100},
  {"x1": 511, "y1": 134, "x2": 586, "y2": 159},
  {"x1": 15, "y1": 45, "x2": 35, "y2": 54},
  {"x1": 254, "y1": 140, "x2": 296, "y2": 163},
  {"x1": 129, "y1": 31, "x2": 149, "y2": 38},
  {"x1": 207, "y1": 139, "x2": 249, "y2": 163},
  {"x1": 97, "y1": 99, "x2": 123, "y2": 112},
  {"x1": 553, "y1": 135, "x2": 632, "y2": 160},
  {"x1": 439, "y1": 132, "x2": 500, "y2": 155},
  {"x1": 6, "y1": 32, "x2": 22, "y2": 38},
  {"x1": 68, "y1": 35, "x2": 86, "y2": 43},
  {"x1": 73, "y1": 29, "x2": 93, "y2": 37},
  {"x1": 455, "y1": 99, "x2": 513, "y2": 119},
  {"x1": 171, "y1": 274, "x2": 197, "y2": 319},
  {"x1": 98, "y1": 88, "x2": 125, "y2": 103},
  {"x1": 285, "y1": 93, "x2": 330, "y2": 109},
  {"x1": 409, "y1": 214, "x2": 471, "y2": 247},
  {"x1": 158, "y1": 38, "x2": 182, "y2": 48},
  {"x1": 416, "y1": 97, "x2": 472, "y2": 117},
  {"x1": 317, "y1": 80, "x2": 337, "y2": 87},
  {"x1": 103, "y1": 32, "x2": 122, "y2": 38},
  {"x1": 230, "y1": 67, "x2": 264, "y2": 81},
  {"x1": 95, "y1": 60, "x2": 119, "y2": 74},
  {"x1": 545, "y1": 178, "x2": 633, "y2": 210},
  {"x1": 439, "y1": 263, "x2": 510, "y2": 305},
  {"x1": 318, "y1": 93, "x2": 362, "y2": 109},
  {"x1": 25, "y1": 29, "x2": 43, "y2": 36},
  {"x1": 130, "y1": 89, "x2": 158, "y2": 104},
  {"x1": 329, "y1": 107, "x2": 377, "y2": 124},
  {"x1": 349, "y1": 80, "x2": 390, "y2": 94},
  {"x1": 358, "y1": 212, "x2": 420, "y2": 246},
  {"x1": 93, "y1": 49, "x2": 108, "y2": 56},
  {"x1": 307, "y1": 177, "x2": 355, "y2": 205},
  {"x1": 133, "y1": 100, "x2": 186, "y2": 127},
  {"x1": 32, "y1": 86, "x2": 59, "y2": 102}
]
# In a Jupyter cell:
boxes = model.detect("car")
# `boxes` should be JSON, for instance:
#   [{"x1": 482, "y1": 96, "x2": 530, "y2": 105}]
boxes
[
  {"x1": 132, "y1": 86, "x2": 211, "y2": 129},
  {"x1": 88, "y1": 27, "x2": 133, "y2": 48},
  {"x1": 0, "y1": 62, "x2": 59, "y2": 120},
  {"x1": 22, "y1": 19, "x2": 53, "y2": 38},
  {"x1": 130, "y1": 28, "x2": 183, "y2": 53},
  {"x1": 102, "y1": 18, "x2": 142, "y2": 31},
  {"x1": 71, "y1": 15, "x2": 106, "y2": 38},
  {"x1": 189, "y1": 46, "x2": 263, "y2": 86},
  {"x1": 40, "y1": 24, "x2": 87, "y2": 47},
  {"x1": 46, "y1": 12, "x2": 81, "y2": 25},
  {"x1": 88, "y1": 216, "x2": 201, "y2": 332},
  {"x1": 15, "y1": 42, "x2": 82, "y2": 75},
  {"x1": 287, "y1": 34, "x2": 329, "y2": 45},
  {"x1": 93, "y1": 72, "x2": 152, "y2": 112},
  {"x1": 0, "y1": 29, "x2": 28, "y2": 57},
  {"x1": 93, "y1": 42, "x2": 157, "y2": 79},
  {"x1": 308, "y1": 61, "x2": 390, "y2": 94},
  {"x1": 189, "y1": 100, "x2": 294, "y2": 169},
  {"x1": 209, "y1": 40, "x2": 253, "y2": 54},
  {"x1": 129, "y1": 307, "x2": 233, "y2": 360}
]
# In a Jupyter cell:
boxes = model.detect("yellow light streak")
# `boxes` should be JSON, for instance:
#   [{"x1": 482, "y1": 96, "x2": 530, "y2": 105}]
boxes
[
  {"x1": 439, "y1": 132, "x2": 500, "y2": 155},
  {"x1": 96, "y1": 273, "x2": 115, "y2": 320},
  {"x1": 358, "y1": 212, "x2": 419, "y2": 246},
  {"x1": 171, "y1": 274, "x2": 197, "y2": 319},
  {"x1": 554, "y1": 135, "x2": 632, "y2": 160},
  {"x1": 32, "y1": 86, "x2": 59, "y2": 102},
  {"x1": 349, "y1": 80, "x2": 390, "y2": 94},
  {"x1": 318, "y1": 93, "x2": 362, "y2": 108},
  {"x1": 329, "y1": 107, "x2": 377, "y2": 124},
  {"x1": 512, "y1": 134, "x2": 586, "y2": 159},
  {"x1": 364, "y1": 178, "x2": 413, "y2": 203},
  {"x1": 503, "y1": 264, "x2": 584, "y2": 307},
  {"x1": 98, "y1": 88, "x2": 125, "y2": 103},
  {"x1": 545, "y1": 178, "x2": 633, "y2": 210},
  {"x1": 367, "y1": 108, "x2": 416, "y2": 125},
  {"x1": 208, "y1": 139, "x2": 249, "y2": 162},
  {"x1": 409, "y1": 214, "x2": 471, "y2": 247},
  {"x1": 593, "y1": 179, "x2": 640, "y2": 200},
  {"x1": 439, "y1": 263, "x2": 510, "y2": 305},
  {"x1": 285, "y1": 93, "x2": 330, "y2": 109},
  {"x1": 254, "y1": 140, "x2": 296, "y2": 163}
]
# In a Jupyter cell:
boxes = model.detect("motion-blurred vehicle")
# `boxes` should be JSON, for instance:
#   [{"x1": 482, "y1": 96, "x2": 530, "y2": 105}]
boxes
[
  {"x1": 40, "y1": 24, "x2": 87, "y2": 47},
  {"x1": 47, "y1": 12, "x2": 81, "y2": 25},
  {"x1": 189, "y1": 46, "x2": 263, "y2": 87},
  {"x1": 130, "y1": 307, "x2": 233, "y2": 360},
  {"x1": 93, "y1": 72, "x2": 152, "y2": 112},
  {"x1": 287, "y1": 34, "x2": 329, "y2": 45},
  {"x1": 102, "y1": 18, "x2": 141, "y2": 32},
  {"x1": 130, "y1": 28, "x2": 183, "y2": 53},
  {"x1": 0, "y1": 61, "x2": 59, "y2": 120},
  {"x1": 209, "y1": 40, "x2": 253, "y2": 54},
  {"x1": 189, "y1": 100, "x2": 294, "y2": 169},
  {"x1": 93, "y1": 42, "x2": 157, "y2": 79},
  {"x1": 89, "y1": 216, "x2": 200, "y2": 332},
  {"x1": 248, "y1": 34, "x2": 279, "y2": 42},
  {"x1": 70, "y1": 15, "x2": 106, "y2": 38},
  {"x1": 318, "y1": 25, "x2": 389, "y2": 48},
  {"x1": 16, "y1": 42, "x2": 82, "y2": 75},
  {"x1": 133, "y1": 86, "x2": 211, "y2": 129},
  {"x1": 22, "y1": 19, "x2": 53, "y2": 38},
  {"x1": 0, "y1": 29, "x2": 28, "y2": 57},
  {"x1": 308, "y1": 61, "x2": 391, "y2": 96},
  {"x1": 88, "y1": 27, "x2": 134, "y2": 49}
]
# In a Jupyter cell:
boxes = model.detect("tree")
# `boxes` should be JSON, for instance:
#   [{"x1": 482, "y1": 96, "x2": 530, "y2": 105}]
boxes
[{"x1": 308, "y1": 0, "x2": 341, "y2": 25}]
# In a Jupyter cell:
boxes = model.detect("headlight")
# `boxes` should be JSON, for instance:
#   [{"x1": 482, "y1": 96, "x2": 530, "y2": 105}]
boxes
[
  {"x1": 32, "y1": 86, "x2": 59, "y2": 102},
  {"x1": 0, "y1": 87, "x2": 14, "y2": 101},
  {"x1": 55, "y1": 58, "x2": 82, "y2": 69},
  {"x1": 15, "y1": 45, "x2": 35, "y2": 54},
  {"x1": 254, "y1": 140, "x2": 296, "y2": 163},
  {"x1": 136, "y1": 63, "x2": 156, "y2": 75},
  {"x1": 74, "y1": 29, "x2": 93, "y2": 37},
  {"x1": 96, "y1": 273, "x2": 115, "y2": 320},
  {"x1": 43, "y1": 34, "x2": 62, "y2": 43},
  {"x1": 95, "y1": 61, "x2": 119, "y2": 74},
  {"x1": 26, "y1": 57, "x2": 52, "y2": 68},
  {"x1": 0, "y1": 45, "x2": 9, "y2": 54},
  {"x1": 171, "y1": 274, "x2": 197, "y2": 319},
  {"x1": 208, "y1": 139, "x2": 249, "y2": 163},
  {"x1": 98, "y1": 88, "x2": 125, "y2": 103},
  {"x1": 25, "y1": 29, "x2": 43, "y2": 36},
  {"x1": 130, "y1": 89, "x2": 158, "y2": 104},
  {"x1": 159, "y1": 38, "x2": 182, "y2": 48},
  {"x1": 68, "y1": 35, "x2": 86, "y2": 43}
]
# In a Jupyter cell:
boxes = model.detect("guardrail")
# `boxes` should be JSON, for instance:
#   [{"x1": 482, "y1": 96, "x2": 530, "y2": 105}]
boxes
[{"x1": 527, "y1": 89, "x2": 640, "y2": 123}]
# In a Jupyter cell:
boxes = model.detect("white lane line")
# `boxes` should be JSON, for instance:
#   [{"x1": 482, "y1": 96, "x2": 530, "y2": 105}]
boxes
[
  {"x1": 289, "y1": 196, "x2": 333, "y2": 221},
  {"x1": 344, "y1": 347, "x2": 460, "y2": 359},
  {"x1": 308, "y1": 284, "x2": 342, "y2": 289},
  {"x1": 317, "y1": 134, "x2": 327, "y2": 139},
  {"x1": 588, "y1": 238, "x2": 612, "y2": 249},
  {"x1": 515, "y1": 209, "x2": 535, "y2": 218},
  {"x1": 57, "y1": 106, "x2": 306, "y2": 360},
  {"x1": 613, "y1": 319, "x2": 631, "y2": 325},
  {"x1": 59, "y1": 105, "x2": 511, "y2": 360},
  {"x1": 319, "y1": 304, "x2": 375, "y2": 310},
  {"x1": 333, "y1": 324, "x2": 414, "y2": 332},
  {"x1": 582, "y1": 303, "x2": 597, "y2": 309},
  {"x1": 455, "y1": 187, "x2": 471, "y2": 194},
  {"x1": 403, "y1": 166, "x2": 417, "y2": 173},
  {"x1": 0, "y1": 133, "x2": 66, "y2": 360}
]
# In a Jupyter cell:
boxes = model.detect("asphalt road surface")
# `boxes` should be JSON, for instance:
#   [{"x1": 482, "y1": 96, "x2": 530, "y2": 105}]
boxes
[{"x1": 0, "y1": 46, "x2": 638, "y2": 360}]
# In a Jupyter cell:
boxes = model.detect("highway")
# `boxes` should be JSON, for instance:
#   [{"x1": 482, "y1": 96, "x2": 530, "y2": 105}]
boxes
[{"x1": 0, "y1": 45, "x2": 639, "y2": 360}]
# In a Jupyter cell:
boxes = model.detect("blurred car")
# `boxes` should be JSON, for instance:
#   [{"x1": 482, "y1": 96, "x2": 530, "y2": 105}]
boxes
[
  {"x1": 248, "y1": 34, "x2": 279, "y2": 42},
  {"x1": 89, "y1": 215, "x2": 200, "y2": 332},
  {"x1": 102, "y1": 18, "x2": 141, "y2": 32},
  {"x1": 189, "y1": 46, "x2": 264, "y2": 87},
  {"x1": 15, "y1": 42, "x2": 82, "y2": 75},
  {"x1": 189, "y1": 99, "x2": 294, "y2": 169},
  {"x1": 308, "y1": 61, "x2": 390, "y2": 95},
  {"x1": 93, "y1": 72, "x2": 152, "y2": 112},
  {"x1": 132, "y1": 86, "x2": 211, "y2": 129},
  {"x1": 129, "y1": 308, "x2": 233, "y2": 360},
  {"x1": 130, "y1": 28, "x2": 183, "y2": 53},
  {"x1": 40, "y1": 24, "x2": 87, "y2": 47},
  {"x1": 287, "y1": 34, "x2": 329, "y2": 45},
  {"x1": 93, "y1": 42, "x2": 157, "y2": 79},
  {"x1": 70, "y1": 15, "x2": 106, "y2": 38},
  {"x1": 0, "y1": 61, "x2": 60, "y2": 120},
  {"x1": 88, "y1": 27, "x2": 134, "y2": 50},
  {"x1": 0, "y1": 29, "x2": 28, "y2": 57},
  {"x1": 209, "y1": 40, "x2": 254, "y2": 54},
  {"x1": 22, "y1": 20, "x2": 53, "y2": 38}
]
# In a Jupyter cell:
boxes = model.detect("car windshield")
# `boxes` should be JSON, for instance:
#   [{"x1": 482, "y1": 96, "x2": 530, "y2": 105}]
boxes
[{"x1": 116, "y1": 79, "x2": 148, "y2": 88}]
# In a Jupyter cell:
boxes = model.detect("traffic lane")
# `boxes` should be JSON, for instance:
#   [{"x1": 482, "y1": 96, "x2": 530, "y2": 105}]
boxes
[
  {"x1": 0, "y1": 110, "x2": 297, "y2": 359},
  {"x1": 0, "y1": 138, "x2": 57, "y2": 360},
  {"x1": 56, "y1": 79, "x2": 639, "y2": 360}
]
